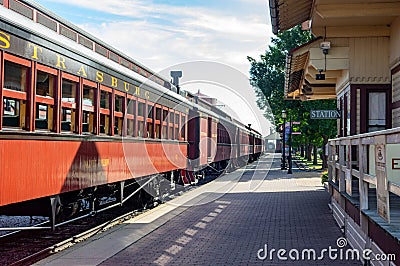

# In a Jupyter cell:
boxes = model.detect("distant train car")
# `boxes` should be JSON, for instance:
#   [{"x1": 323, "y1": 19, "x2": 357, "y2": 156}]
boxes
[{"x1": 0, "y1": 0, "x2": 263, "y2": 228}]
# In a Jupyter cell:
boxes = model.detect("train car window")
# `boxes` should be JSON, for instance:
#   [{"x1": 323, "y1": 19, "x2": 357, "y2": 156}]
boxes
[
  {"x1": 126, "y1": 99, "x2": 135, "y2": 136},
  {"x1": 62, "y1": 80, "x2": 77, "y2": 103},
  {"x1": 127, "y1": 99, "x2": 135, "y2": 115},
  {"x1": 138, "y1": 102, "x2": 144, "y2": 117},
  {"x1": 138, "y1": 121, "x2": 144, "y2": 137},
  {"x1": 61, "y1": 79, "x2": 78, "y2": 132},
  {"x1": 155, "y1": 107, "x2": 161, "y2": 139},
  {"x1": 181, "y1": 115, "x2": 186, "y2": 140},
  {"x1": 147, "y1": 105, "x2": 153, "y2": 119},
  {"x1": 114, "y1": 117, "x2": 123, "y2": 136},
  {"x1": 168, "y1": 111, "x2": 174, "y2": 139},
  {"x1": 114, "y1": 94, "x2": 124, "y2": 136},
  {"x1": 137, "y1": 101, "x2": 145, "y2": 137},
  {"x1": 115, "y1": 95, "x2": 123, "y2": 112},
  {"x1": 127, "y1": 119, "x2": 134, "y2": 136},
  {"x1": 162, "y1": 124, "x2": 167, "y2": 139},
  {"x1": 100, "y1": 90, "x2": 109, "y2": 109},
  {"x1": 161, "y1": 109, "x2": 167, "y2": 139},
  {"x1": 147, "y1": 121, "x2": 153, "y2": 138},
  {"x1": 61, "y1": 108, "x2": 75, "y2": 132},
  {"x1": 82, "y1": 86, "x2": 95, "y2": 133},
  {"x1": 4, "y1": 61, "x2": 27, "y2": 92},
  {"x1": 2, "y1": 97, "x2": 25, "y2": 128},
  {"x1": 35, "y1": 70, "x2": 55, "y2": 131},
  {"x1": 155, "y1": 123, "x2": 161, "y2": 139},
  {"x1": 99, "y1": 90, "x2": 110, "y2": 135},
  {"x1": 36, "y1": 71, "x2": 54, "y2": 97},
  {"x1": 83, "y1": 86, "x2": 95, "y2": 107},
  {"x1": 174, "y1": 113, "x2": 180, "y2": 140},
  {"x1": 35, "y1": 103, "x2": 50, "y2": 130},
  {"x1": 163, "y1": 109, "x2": 168, "y2": 122},
  {"x1": 156, "y1": 107, "x2": 161, "y2": 121}
]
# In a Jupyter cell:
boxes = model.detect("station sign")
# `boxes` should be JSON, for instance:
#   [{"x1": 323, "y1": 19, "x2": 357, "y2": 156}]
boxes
[{"x1": 310, "y1": 110, "x2": 341, "y2": 119}]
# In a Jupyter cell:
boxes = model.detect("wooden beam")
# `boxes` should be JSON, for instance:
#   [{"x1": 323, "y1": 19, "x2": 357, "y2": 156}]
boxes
[
  {"x1": 316, "y1": 3, "x2": 400, "y2": 19},
  {"x1": 313, "y1": 26, "x2": 391, "y2": 38}
]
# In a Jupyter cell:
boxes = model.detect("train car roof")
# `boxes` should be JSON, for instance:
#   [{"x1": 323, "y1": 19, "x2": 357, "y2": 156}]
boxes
[
  {"x1": 0, "y1": 3, "x2": 256, "y2": 132},
  {"x1": 19, "y1": 0, "x2": 170, "y2": 86}
]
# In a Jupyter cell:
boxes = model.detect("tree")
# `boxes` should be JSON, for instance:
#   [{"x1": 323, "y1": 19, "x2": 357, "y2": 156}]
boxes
[{"x1": 248, "y1": 25, "x2": 337, "y2": 168}]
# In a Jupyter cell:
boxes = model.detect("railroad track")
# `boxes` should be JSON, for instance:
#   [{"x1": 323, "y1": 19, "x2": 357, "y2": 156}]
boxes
[{"x1": 1, "y1": 174, "x2": 221, "y2": 266}]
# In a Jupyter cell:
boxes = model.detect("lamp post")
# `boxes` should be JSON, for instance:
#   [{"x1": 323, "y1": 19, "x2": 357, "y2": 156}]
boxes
[
  {"x1": 281, "y1": 110, "x2": 287, "y2": 170},
  {"x1": 287, "y1": 114, "x2": 293, "y2": 174}
]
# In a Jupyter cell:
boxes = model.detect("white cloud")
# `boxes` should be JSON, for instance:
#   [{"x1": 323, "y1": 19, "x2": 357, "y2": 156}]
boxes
[{"x1": 35, "y1": 0, "x2": 274, "y2": 134}]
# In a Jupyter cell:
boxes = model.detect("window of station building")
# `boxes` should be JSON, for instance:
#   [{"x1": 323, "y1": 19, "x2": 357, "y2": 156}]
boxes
[
  {"x1": 61, "y1": 79, "x2": 77, "y2": 132},
  {"x1": 99, "y1": 90, "x2": 110, "y2": 135},
  {"x1": 4, "y1": 61, "x2": 27, "y2": 92},
  {"x1": 82, "y1": 85, "x2": 95, "y2": 134},
  {"x1": 368, "y1": 92, "x2": 386, "y2": 132},
  {"x1": 35, "y1": 70, "x2": 55, "y2": 131}
]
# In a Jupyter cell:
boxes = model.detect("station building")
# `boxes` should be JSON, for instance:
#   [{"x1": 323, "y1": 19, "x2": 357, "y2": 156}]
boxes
[{"x1": 269, "y1": 0, "x2": 400, "y2": 264}]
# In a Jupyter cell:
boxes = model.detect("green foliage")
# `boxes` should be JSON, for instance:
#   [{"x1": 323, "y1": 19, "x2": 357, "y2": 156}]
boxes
[
  {"x1": 248, "y1": 25, "x2": 312, "y2": 122},
  {"x1": 248, "y1": 25, "x2": 337, "y2": 148},
  {"x1": 321, "y1": 171, "x2": 329, "y2": 184}
]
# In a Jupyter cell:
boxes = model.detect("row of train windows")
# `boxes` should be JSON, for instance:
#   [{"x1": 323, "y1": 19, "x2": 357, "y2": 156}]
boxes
[{"x1": 2, "y1": 60, "x2": 187, "y2": 140}]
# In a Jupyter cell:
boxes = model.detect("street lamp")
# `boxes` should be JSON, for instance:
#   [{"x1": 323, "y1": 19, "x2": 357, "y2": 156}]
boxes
[
  {"x1": 287, "y1": 114, "x2": 293, "y2": 174},
  {"x1": 281, "y1": 110, "x2": 287, "y2": 170}
]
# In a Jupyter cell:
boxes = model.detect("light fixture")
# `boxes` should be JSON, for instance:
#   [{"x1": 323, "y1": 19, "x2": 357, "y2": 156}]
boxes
[
  {"x1": 316, "y1": 69, "x2": 325, "y2": 80},
  {"x1": 282, "y1": 110, "x2": 287, "y2": 119}
]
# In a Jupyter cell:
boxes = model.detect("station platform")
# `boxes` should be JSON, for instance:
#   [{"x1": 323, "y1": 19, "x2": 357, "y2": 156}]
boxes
[{"x1": 35, "y1": 154, "x2": 360, "y2": 265}]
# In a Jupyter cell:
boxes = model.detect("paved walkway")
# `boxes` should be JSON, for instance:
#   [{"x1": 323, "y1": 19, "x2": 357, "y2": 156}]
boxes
[{"x1": 36, "y1": 154, "x2": 360, "y2": 265}]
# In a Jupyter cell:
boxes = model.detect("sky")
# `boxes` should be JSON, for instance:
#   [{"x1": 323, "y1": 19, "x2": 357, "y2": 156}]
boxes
[{"x1": 33, "y1": 0, "x2": 274, "y2": 135}]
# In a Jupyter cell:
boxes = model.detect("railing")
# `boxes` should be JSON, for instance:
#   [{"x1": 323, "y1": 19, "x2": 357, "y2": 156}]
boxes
[{"x1": 328, "y1": 127, "x2": 400, "y2": 224}]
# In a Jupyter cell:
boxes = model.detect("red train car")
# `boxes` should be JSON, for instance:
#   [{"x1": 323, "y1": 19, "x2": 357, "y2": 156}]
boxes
[{"x1": 0, "y1": 0, "x2": 263, "y2": 228}]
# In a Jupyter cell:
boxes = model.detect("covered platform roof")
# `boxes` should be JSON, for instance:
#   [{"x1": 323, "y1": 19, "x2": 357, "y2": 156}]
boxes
[{"x1": 269, "y1": 0, "x2": 399, "y2": 100}]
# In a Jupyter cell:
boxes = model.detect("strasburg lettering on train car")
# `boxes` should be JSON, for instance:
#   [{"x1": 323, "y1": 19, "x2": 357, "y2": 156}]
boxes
[{"x1": 0, "y1": 30, "x2": 154, "y2": 101}]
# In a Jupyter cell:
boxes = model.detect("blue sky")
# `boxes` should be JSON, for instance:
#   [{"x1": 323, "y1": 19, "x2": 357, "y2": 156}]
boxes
[{"x1": 33, "y1": 0, "x2": 273, "y2": 134}]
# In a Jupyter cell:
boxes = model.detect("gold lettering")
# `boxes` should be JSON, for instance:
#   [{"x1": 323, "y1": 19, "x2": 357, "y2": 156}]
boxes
[
  {"x1": 96, "y1": 71, "x2": 104, "y2": 83},
  {"x1": 28, "y1": 43, "x2": 42, "y2": 59},
  {"x1": 124, "y1": 82, "x2": 130, "y2": 92},
  {"x1": 111, "y1": 77, "x2": 118, "y2": 87},
  {"x1": 135, "y1": 86, "x2": 140, "y2": 96},
  {"x1": 56, "y1": 55, "x2": 67, "y2": 69},
  {"x1": 77, "y1": 65, "x2": 87, "y2": 77},
  {"x1": 145, "y1": 91, "x2": 150, "y2": 99},
  {"x1": 0, "y1": 32, "x2": 10, "y2": 49}
]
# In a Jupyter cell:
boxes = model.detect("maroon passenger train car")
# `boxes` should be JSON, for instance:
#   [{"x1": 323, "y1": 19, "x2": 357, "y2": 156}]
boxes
[{"x1": 0, "y1": 0, "x2": 263, "y2": 227}]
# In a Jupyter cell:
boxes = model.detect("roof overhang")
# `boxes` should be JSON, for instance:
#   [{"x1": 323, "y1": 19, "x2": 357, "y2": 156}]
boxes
[
  {"x1": 269, "y1": 0, "x2": 313, "y2": 34},
  {"x1": 284, "y1": 37, "x2": 348, "y2": 101}
]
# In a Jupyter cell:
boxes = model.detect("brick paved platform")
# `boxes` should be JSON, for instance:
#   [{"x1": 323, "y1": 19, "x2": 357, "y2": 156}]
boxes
[{"x1": 36, "y1": 154, "x2": 360, "y2": 265}]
